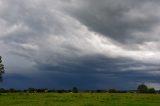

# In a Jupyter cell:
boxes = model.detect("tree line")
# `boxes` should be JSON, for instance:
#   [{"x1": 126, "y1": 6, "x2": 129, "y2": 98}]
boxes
[
  {"x1": 0, "y1": 87, "x2": 79, "y2": 93},
  {"x1": 0, "y1": 85, "x2": 160, "y2": 93}
]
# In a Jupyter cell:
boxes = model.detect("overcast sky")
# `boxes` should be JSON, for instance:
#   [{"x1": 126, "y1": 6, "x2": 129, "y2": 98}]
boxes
[{"x1": 0, "y1": 0, "x2": 160, "y2": 90}]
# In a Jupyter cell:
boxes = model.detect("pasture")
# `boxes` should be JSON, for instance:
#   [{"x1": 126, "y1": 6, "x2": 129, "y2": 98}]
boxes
[{"x1": 0, "y1": 93, "x2": 160, "y2": 106}]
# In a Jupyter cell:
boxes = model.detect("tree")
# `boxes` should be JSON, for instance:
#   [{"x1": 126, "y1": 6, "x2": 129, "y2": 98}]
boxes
[
  {"x1": 108, "y1": 89, "x2": 117, "y2": 93},
  {"x1": 148, "y1": 88, "x2": 156, "y2": 94},
  {"x1": 72, "y1": 87, "x2": 78, "y2": 93},
  {"x1": 0, "y1": 56, "x2": 5, "y2": 82},
  {"x1": 137, "y1": 84, "x2": 148, "y2": 93}
]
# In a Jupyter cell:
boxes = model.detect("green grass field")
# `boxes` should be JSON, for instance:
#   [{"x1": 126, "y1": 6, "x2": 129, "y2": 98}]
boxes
[{"x1": 0, "y1": 93, "x2": 160, "y2": 106}]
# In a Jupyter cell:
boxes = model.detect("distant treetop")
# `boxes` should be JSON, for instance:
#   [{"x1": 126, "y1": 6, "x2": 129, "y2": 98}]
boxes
[{"x1": 0, "y1": 56, "x2": 5, "y2": 82}]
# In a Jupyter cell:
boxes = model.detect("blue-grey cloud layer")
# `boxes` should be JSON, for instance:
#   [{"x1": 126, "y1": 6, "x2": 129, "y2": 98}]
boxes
[{"x1": 0, "y1": 0, "x2": 160, "y2": 89}]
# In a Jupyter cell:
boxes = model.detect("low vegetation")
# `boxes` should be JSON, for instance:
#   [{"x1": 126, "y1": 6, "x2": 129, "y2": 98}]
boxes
[{"x1": 0, "y1": 93, "x2": 160, "y2": 106}]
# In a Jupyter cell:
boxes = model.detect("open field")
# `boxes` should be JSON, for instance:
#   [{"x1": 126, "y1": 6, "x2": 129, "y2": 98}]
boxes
[{"x1": 0, "y1": 93, "x2": 160, "y2": 106}]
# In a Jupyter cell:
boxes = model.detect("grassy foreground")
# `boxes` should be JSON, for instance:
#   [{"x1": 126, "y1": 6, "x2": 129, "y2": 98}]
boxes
[{"x1": 0, "y1": 93, "x2": 160, "y2": 106}]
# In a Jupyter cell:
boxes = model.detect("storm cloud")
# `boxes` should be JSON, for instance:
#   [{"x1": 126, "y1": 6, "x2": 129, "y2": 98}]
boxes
[
  {"x1": 68, "y1": 0, "x2": 160, "y2": 43},
  {"x1": 0, "y1": 0, "x2": 160, "y2": 89}
]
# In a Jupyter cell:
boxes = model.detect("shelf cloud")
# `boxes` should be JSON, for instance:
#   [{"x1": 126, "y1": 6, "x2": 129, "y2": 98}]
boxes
[{"x1": 0, "y1": 0, "x2": 160, "y2": 89}]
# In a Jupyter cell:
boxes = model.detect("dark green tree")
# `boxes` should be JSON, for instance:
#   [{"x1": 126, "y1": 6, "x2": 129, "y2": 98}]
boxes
[
  {"x1": 0, "y1": 56, "x2": 5, "y2": 82},
  {"x1": 108, "y1": 89, "x2": 117, "y2": 93},
  {"x1": 72, "y1": 87, "x2": 78, "y2": 93},
  {"x1": 137, "y1": 84, "x2": 148, "y2": 93},
  {"x1": 148, "y1": 88, "x2": 156, "y2": 94}
]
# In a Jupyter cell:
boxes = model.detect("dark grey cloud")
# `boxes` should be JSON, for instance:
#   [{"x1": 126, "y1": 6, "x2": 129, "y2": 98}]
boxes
[
  {"x1": 0, "y1": 0, "x2": 160, "y2": 89},
  {"x1": 2, "y1": 68, "x2": 160, "y2": 90},
  {"x1": 67, "y1": 0, "x2": 160, "y2": 44}
]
